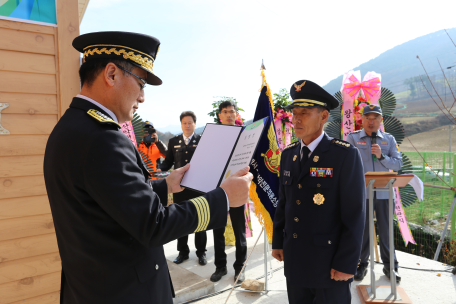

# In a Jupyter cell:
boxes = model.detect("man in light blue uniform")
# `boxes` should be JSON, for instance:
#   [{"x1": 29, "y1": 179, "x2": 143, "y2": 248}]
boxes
[{"x1": 346, "y1": 105, "x2": 403, "y2": 283}]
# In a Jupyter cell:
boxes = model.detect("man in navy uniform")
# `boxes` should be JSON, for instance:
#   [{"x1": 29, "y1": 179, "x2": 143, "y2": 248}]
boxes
[
  {"x1": 346, "y1": 105, "x2": 403, "y2": 283},
  {"x1": 210, "y1": 100, "x2": 248, "y2": 283},
  {"x1": 272, "y1": 80, "x2": 366, "y2": 304},
  {"x1": 159, "y1": 111, "x2": 208, "y2": 266},
  {"x1": 43, "y1": 31, "x2": 252, "y2": 304}
]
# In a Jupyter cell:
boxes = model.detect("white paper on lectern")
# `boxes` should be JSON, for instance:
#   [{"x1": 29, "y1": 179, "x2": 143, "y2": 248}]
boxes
[
  {"x1": 408, "y1": 174, "x2": 424, "y2": 201},
  {"x1": 221, "y1": 119, "x2": 266, "y2": 181},
  {"x1": 180, "y1": 124, "x2": 242, "y2": 193}
]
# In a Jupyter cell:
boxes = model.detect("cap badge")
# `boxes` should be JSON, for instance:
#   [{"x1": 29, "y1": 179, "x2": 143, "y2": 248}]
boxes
[
  {"x1": 294, "y1": 81, "x2": 306, "y2": 92},
  {"x1": 369, "y1": 105, "x2": 375, "y2": 109}
]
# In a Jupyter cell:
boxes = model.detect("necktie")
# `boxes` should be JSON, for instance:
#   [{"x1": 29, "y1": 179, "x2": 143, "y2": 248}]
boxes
[
  {"x1": 301, "y1": 146, "x2": 311, "y2": 169},
  {"x1": 185, "y1": 137, "x2": 189, "y2": 145}
]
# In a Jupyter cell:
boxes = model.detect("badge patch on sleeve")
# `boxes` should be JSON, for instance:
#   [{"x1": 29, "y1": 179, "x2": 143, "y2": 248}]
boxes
[{"x1": 310, "y1": 167, "x2": 333, "y2": 177}]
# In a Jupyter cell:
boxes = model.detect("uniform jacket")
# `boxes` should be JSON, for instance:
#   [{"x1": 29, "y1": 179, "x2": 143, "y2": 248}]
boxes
[
  {"x1": 272, "y1": 133, "x2": 366, "y2": 288},
  {"x1": 346, "y1": 129, "x2": 402, "y2": 199},
  {"x1": 160, "y1": 134, "x2": 201, "y2": 203},
  {"x1": 138, "y1": 141, "x2": 166, "y2": 180},
  {"x1": 43, "y1": 97, "x2": 227, "y2": 304}
]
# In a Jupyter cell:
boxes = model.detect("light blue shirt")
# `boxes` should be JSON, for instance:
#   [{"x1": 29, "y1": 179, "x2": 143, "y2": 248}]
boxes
[{"x1": 346, "y1": 129, "x2": 402, "y2": 199}]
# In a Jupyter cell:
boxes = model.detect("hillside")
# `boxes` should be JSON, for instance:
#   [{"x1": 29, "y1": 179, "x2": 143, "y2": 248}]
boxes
[{"x1": 323, "y1": 28, "x2": 456, "y2": 95}]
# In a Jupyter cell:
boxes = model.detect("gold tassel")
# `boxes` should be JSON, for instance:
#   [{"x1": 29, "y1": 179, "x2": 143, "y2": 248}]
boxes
[{"x1": 249, "y1": 182, "x2": 273, "y2": 244}]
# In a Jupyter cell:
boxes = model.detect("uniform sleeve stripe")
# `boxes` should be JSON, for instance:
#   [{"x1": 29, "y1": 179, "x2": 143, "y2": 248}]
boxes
[
  {"x1": 191, "y1": 196, "x2": 210, "y2": 232},
  {"x1": 198, "y1": 196, "x2": 210, "y2": 231},
  {"x1": 190, "y1": 198, "x2": 204, "y2": 232}
]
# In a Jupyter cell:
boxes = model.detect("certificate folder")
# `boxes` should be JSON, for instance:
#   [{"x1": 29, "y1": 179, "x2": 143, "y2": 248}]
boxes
[{"x1": 180, "y1": 117, "x2": 268, "y2": 193}]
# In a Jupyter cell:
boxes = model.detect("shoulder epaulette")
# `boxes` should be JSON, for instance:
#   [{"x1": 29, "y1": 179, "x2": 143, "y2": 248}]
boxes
[
  {"x1": 283, "y1": 141, "x2": 298, "y2": 151},
  {"x1": 331, "y1": 139, "x2": 351, "y2": 148},
  {"x1": 87, "y1": 109, "x2": 121, "y2": 129}
]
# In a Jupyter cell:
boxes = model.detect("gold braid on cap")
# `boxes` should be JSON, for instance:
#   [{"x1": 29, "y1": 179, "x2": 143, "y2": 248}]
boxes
[
  {"x1": 292, "y1": 99, "x2": 327, "y2": 107},
  {"x1": 83, "y1": 44, "x2": 156, "y2": 74}
]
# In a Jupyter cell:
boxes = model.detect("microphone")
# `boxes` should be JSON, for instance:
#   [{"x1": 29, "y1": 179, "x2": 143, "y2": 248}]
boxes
[{"x1": 371, "y1": 131, "x2": 377, "y2": 161}]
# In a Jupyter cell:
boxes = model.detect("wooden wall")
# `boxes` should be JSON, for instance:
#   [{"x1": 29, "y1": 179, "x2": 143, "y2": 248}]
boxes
[{"x1": 0, "y1": 0, "x2": 80, "y2": 302}]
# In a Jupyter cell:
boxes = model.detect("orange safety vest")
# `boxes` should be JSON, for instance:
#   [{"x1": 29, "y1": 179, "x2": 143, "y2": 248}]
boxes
[{"x1": 138, "y1": 142, "x2": 165, "y2": 180}]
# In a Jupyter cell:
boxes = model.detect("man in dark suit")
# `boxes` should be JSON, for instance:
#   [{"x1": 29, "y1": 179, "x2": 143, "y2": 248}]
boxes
[
  {"x1": 43, "y1": 31, "x2": 253, "y2": 304},
  {"x1": 210, "y1": 100, "x2": 248, "y2": 283},
  {"x1": 159, "y1": 111, "x2": 207, "y2": 266},
  {"x1": 272, "y1": 80, "x2": 366, "y2": 304}
]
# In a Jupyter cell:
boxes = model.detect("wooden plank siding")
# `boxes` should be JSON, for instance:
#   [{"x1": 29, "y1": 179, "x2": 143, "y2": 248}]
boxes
[{"x1": 0, "y1": 1, "x2": 81, "y2": 298}]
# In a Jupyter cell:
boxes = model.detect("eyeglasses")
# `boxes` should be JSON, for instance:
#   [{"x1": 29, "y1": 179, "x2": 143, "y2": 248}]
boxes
[
  {"x1": 221, "y1": 110, "x2": 237, "y2": 115},
  {"x1": 115, "y1": 64, "x2": 147, "y2": 90}
]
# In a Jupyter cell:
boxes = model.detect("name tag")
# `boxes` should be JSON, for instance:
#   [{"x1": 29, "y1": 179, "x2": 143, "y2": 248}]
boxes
[
  {"x1": 284, "y1": 170, "x2": 290, "y2": 177},
  {"x1": 310, "y1": 167, "x2": 333, "y2": 177},
  {"x1": 174, "y1": 145, "x2": 181, "y2": 148},
  {"x1": 380, "y1": 142, "x2": 388, "y2": 145},
  {"x1": 357, "y1": 141, "x2": 367, "y2": 145}
]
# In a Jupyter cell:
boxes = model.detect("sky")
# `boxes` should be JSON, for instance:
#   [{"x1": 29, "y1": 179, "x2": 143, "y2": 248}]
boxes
[{"x1": 80, "y1": 0, "x2": 456, "y2": 131}]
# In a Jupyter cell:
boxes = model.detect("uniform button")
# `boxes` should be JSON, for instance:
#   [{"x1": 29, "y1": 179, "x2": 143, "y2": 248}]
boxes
[
  {"x1": 285, "y1": 181, "x2": 288, "y2": 184},
  {"x1": 317, "y1": 184, "x2": 321, "y2": 187},
  {"x1": 185, "y1": 151, "x2": 188, "y2": 154},
  {"x1": 298, "y1": 184, "x2": 302, "y2": 189},
  {"x1": 185, "y1": 160, "x2": 188, "y2": 162},
  {"x1": 294, "y1": 217, "x2": 299, "y2": 222},
  {"x1": 293, "y1": 233, "x2": 297, "y2": 238},
  {"x1": 155, "y1": 264, "x2": 159, "y2": 270},
  {"x1": 328, "y1": 240, "x2": 331, "y2": 245},
  {"x1": 296, "y1": 200, "x2": 301, "y2": 205}
]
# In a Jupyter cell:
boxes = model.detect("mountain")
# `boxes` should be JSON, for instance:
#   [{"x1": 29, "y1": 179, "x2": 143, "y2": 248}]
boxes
[{"x1": 323, "y1": 28, "x2": 456, "y2": 95}]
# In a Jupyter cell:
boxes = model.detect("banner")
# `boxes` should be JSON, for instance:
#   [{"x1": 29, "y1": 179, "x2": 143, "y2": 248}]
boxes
[
  {"x1": 249, "y1": 70, "x2": 280, "y2": 242},
  {"x1": 0, "y1": 0, "x2": 57, "y2": 25}
]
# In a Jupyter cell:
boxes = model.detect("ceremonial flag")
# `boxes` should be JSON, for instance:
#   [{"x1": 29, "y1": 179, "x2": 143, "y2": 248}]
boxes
[{"x1": 249, "y1": 70, "x2": 281, "y2": 242}]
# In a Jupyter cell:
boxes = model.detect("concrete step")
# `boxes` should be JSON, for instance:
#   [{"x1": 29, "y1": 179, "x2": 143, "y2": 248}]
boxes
[{"x1": 168, "y1": 259, "x2": 215, "y2": 304}]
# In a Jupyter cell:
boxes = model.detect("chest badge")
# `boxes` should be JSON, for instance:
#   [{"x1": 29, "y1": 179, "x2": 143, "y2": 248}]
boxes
[
  {"x1": 313, "y1": 193, "x2": 325, "y2": 205},
  {"x1": 179, "y1": 140, "x2": 182, "y2": 143},
  {"x1": 293, "y1": 155, "x2": 297, "y2": 161},
  {"x1": 193, "y1": 140, "x2": 196, "y2": 143},
  {"x1": 313, "y1": 155, "x2": 319, "y2": 162}
]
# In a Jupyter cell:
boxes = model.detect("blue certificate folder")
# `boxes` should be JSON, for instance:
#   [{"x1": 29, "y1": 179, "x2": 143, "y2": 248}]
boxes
[{"x1": 180, "y1": 117, "x2": 268, "y2": 194}]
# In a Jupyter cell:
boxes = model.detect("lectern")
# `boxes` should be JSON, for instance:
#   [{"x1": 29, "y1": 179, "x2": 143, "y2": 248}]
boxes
[{"x1": 357, "y1": 174, "x2": 414, "y2": 304}]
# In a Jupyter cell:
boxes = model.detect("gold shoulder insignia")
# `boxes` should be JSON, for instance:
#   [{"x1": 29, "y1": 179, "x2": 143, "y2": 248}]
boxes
[
  {"x1": 87, "y1": 109, "x2": 121, "y2": 128},
  {"x1": 283, "y1": 142, "x2": 298, "y2": 151},
  {"x1": 332, "y1": 139, "x2": 351, "y2": 148}
]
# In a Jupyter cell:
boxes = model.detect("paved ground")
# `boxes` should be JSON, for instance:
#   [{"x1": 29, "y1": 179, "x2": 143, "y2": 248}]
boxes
[{"x1": 163, "y1": 203, "x2": 456, "y2": 304}]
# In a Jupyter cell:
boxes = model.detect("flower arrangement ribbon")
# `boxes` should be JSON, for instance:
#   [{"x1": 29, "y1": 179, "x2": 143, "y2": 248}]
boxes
[
  {"x1": 274, "y1": 109, "x2": 293, "y2": 150},
  {"x1": 343, "y1": 74, "x2": 381, "y2": 100},
  {"x1": 120, "y1": 121, "x2": 137, "y2": 146}
]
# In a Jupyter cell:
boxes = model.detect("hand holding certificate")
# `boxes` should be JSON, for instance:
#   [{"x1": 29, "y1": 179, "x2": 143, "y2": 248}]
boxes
[{"x1": 180, "y1": 118, "x2": 267, "y2": 207}]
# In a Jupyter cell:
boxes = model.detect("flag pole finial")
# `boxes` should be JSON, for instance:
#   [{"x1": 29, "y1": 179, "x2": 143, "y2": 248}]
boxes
[{"x1": 260, "y1": 59, "x2": 266, "y2": 70}]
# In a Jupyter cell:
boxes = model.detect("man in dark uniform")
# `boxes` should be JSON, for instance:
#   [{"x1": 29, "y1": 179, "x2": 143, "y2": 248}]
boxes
[
  {"x1": 210, "y1": 100, "x2": 248, "y2": 283},
  {"x1": 159, "y1": 111, "x2": 208, "y2": 266},
  {"x1": 272, "y1": 80, "x2": 366, "y2": 304},
  {"x1": 43, "y1": 31, "x2": 252, "y2": 304}
]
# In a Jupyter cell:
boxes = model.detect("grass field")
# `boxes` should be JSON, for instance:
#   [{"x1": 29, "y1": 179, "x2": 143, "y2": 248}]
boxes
[
  {"x1": 400, "y1": 125, "x2": 456, "y2": 152},
  {"x1": 398, "y1": 116, "x2": 436, "y2": 124}
]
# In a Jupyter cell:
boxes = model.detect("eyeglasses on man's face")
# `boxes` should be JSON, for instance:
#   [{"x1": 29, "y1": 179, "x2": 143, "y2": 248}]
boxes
[
  {"x1": 221, "y1": 110, "x2": 237, "y2": 115},
  {"x1": 115, "y1": 64, "x2": 147, "y2": 90}
]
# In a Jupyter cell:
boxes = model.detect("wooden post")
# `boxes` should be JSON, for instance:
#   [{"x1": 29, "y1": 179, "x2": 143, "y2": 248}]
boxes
[{"x1": 56, "y1": 0, "x2": 80, "y2": 118}]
